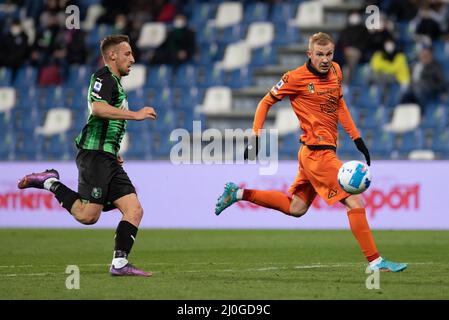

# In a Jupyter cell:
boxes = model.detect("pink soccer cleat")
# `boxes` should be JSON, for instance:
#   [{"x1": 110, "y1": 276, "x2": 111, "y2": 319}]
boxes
[
  {"x1": 109, "y1": 263, "x2": 152, "y2": 277},
  {"x1": 17, "y1": 169, "x2": 59, "y2": 189}
]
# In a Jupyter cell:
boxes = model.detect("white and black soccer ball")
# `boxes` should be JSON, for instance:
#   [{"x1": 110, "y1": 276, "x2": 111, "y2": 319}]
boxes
[{"x1": 337, "y1": 160, "x2": 371, "y2": 194}]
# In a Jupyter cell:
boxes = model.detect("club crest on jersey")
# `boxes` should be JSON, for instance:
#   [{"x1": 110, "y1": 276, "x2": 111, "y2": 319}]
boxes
[
  {"x1": 308, "y1": 83, "x2": 315, "y2": 93},
  {"x1": 91, "y1": 187, "x2": 102, "y2": 199},
  {"x1": 93, "y1": 81, "x2": 102, "y2": 93}
]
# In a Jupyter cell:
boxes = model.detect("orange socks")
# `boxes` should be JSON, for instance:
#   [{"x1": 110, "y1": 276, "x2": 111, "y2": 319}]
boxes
[
  {"x1": 243, "y1": 189, "x2": 292, "y2": 215},
  {"x1": 347, "y1": 208, "x2": 380, "y2": 262}
]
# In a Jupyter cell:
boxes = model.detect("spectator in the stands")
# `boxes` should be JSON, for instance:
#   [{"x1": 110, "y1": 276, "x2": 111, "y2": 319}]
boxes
[
  {"x1": 365, "y1": 14, "x2": 395, "y2": 59},
  {"x1": 151, "y1": 0, "x2": 177, "y2": 22},
  {"x1": 369, "y1": 38, "x2": 410, "y2": 105},
  {"x1": 97, "y1": 0, "x2": 130, "y2": 25},
  {"x1": 31, "y1": 13, "x2": 64, "y2": 67},
  {"x1": 384, "y1": 0, "x2": 420, "y2": 21},
  {"x1": 412, "y1": 6, "x2": 442, "y2": 42},
  {"x1": 336, "y1": 11, "x2": 370, "y2": 84},
  {"x1": 150, "y1": 14, "x2": 196, "y2": 66},
  {"x1": 0, "y1": 19, "x2": 31, "y2": 81},
  {"x1": 401, "y1": 45, "x2": 448, "y2": 114}
]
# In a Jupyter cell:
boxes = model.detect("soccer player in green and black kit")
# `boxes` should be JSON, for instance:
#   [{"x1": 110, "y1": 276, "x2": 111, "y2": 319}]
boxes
[{"x1": 18, "y1": 35, "x2": 156, "y2": 277}]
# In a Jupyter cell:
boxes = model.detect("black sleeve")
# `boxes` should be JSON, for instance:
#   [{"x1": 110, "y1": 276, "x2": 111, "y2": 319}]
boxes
[{"x1": 89, "y1": 74, "x2": 116, "y2": 105}]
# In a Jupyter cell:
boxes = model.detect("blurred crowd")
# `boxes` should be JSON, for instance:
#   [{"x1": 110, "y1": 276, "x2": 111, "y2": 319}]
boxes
[
  {"x1": 0, "y1": 0, "x2": 448, "y2": 114},
  {"x1": 336, "y1": 0, "x2": 449, "y2": 113}
]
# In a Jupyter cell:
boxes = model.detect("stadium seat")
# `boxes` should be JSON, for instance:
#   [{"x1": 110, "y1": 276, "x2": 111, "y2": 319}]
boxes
[
  {"x1": 137, "y1": 23, "x2": 167, "y2": 49},
  {"x1": 384, "y1": 103, "x2": 421, "y2": 133},
  {"x1": 13, "y1": 131, "x2": 38, "y2": 160},
  {"x1": 217, "y1": 24, "x2": 246, "y2": 45},
  {"x1": 274, "y1": 106, "x2": 299, "y2": 136},
  {"x1": 251, "y1": 46, "x2": 276, "y2": 67},
  {"x1": 86, "y1": 24, "x2": 113, "y2": 49},
  {"x1": 151, "y1": 129, "x2": 175, "y2": 159},
  {"x1": 408, "y1": 149, "x2": 435, "y2": 160},
  {"x1": 271, "y1": 3, "x2": 294, "y2": 23},
  {"x1": 0, "y1": 132, "x2": 13, "y2": 160},
  {"x1": 67, "y1": 65, "x2": 91, "y2": 88},
  {"x1": 173, "y1": 65, "x2": 198, "y2": 87},
  {"x1": 0, "y1": 68, "x2": 12, "y2": 86},
  {"x1": 244, "y1": 2, "x2": 269, "y2": 23},
  {"x1": 209, "y1": 2, "x2": 243, "y2": 29},
  {"x1": 197, "y1": 86, "x2": 232, "y2": 115},
  {"x1": 35, "y1": 108, "x2": 72, "y2": 136},
  {"x1": 279, "y1": 131, "x2": 301, "y2": 159},
  {"x1": 366, "y1": 131, "x2": 394, "y2": 158},
  {"x1": 153, "y1": 87, "x2": 174, "y2": 108},
  {"x1": 172, "y1": 87, "x2": 201, "y2": 109},
  {"x1": 13, "y1": 66, "x2": 37, "y2": 87},
  {"x1": 245, "y1": 22, "x2": 274, "y2": 49},
  {"x1": 217, "y1": 41, "x2": 251, "y2": 71},
  {"x1": 226, "y1": 66, "x2": 253, "y2": 88},
  {"x1": 358, "y1": 106, "x2": 387, "y2": 129},
  {"x1": 396, "y1": 130, "x2": 424, "y2": 153},
  {"x1": 290, "y1": 1, "x2": 324, "y2": 28},
  {"x1": 190, "y1": 2, "x2": 217, "y2": 28},
  {"x1": 0, "y1": 87, "x2": 16, "y2": 113},
  {"x1": 82, "y1": 4, "x2": 104, "y2": 30},
  {"x1": 121, "y1": 64, "x2": 146, "y2": 91},
  {"x1": 431, "y1": 129, "x2": 449, "y2": 155},
  {"x1": 272, "y1": 22, "x2": 300, "y2": 46},
  {"x1": 420, "y1": 103, "x2": 448, "y2": 129},
  {"x1": 197, "y1": 65, "x2": 225, "y2": 87},
  {"x1": 145, "y1": 65, "x2": 172, "y2": 88}
]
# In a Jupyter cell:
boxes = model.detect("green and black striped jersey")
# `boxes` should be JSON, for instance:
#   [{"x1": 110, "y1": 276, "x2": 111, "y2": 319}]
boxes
[{"x1": 75, "y1": 65, "x2": 128, "y2": 156}]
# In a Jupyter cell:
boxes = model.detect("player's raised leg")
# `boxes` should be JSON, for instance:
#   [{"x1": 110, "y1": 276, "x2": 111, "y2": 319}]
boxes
[
  {"x1": 343, "y1": 195, "x2": 407, "y2": 272},
  {"x1": 18, "y1": 169, "x2": 103, "y2": 225},
  {"x1": 109, "y1": 193, "x2": 152, "y2": 277},
  {"x1": 215, "y1": 182, "x2": 309, "y2": 218}
]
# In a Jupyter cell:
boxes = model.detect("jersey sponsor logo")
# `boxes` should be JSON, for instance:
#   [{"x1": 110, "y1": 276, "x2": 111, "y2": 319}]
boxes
[
  {"x1": 320, "y1": 95, "x2": 339, "y2": 114},
  {"x1": 93, "y1": 81, "x2": 102, "y2": 93},
  {"x1": 91, "y1": 187, "x2": 102, "y2": 199},
  {"x1": 281, "y1": 73, "x2": 289, "y2": 83}
]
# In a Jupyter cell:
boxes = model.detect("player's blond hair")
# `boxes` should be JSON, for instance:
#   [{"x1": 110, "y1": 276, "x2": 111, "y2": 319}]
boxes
[{"x1": 308, "y1": 32, "x2": 334, "y2": 50}]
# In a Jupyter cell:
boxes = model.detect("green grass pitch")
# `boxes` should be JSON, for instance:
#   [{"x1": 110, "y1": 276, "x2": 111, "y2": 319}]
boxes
[{"x1": 1, "y1": 229, "x2": 448, "y2": 299}]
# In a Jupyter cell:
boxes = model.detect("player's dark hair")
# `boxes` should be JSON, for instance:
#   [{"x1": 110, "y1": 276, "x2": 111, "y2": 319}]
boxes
[{"x1": 100, "y1": 34, "x2": 130, "y2": 58}]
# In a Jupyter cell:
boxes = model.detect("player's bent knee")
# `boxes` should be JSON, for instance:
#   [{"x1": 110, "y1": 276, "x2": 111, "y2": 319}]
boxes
[
  {"x1": 78, "y1": 215, "x2": 100, "y2": 225},
  {"x1": 289, "y1": 196, "x2": 309, "y2": 217},
  {"x1": 74, "y1": 203, "x2": 102, "y2": 225},
  {"x1": 290, "y1": 207, "x2": 308, "y2": 218}
]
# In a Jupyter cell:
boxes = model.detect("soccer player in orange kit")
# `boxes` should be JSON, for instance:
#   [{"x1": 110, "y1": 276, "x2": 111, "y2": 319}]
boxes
[{"x1": 215, "y1": 33, "x2": 407, "y2": 272}]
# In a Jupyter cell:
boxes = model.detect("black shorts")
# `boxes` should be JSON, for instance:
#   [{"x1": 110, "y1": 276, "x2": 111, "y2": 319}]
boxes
[{"x1": 76, "y1": 149, "x2": 136, "y2": 211}]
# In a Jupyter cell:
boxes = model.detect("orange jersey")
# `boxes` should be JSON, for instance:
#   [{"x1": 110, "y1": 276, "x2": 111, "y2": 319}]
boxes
[{"x1": 253, "y1": 61, "x2": 360, "y2": 146}]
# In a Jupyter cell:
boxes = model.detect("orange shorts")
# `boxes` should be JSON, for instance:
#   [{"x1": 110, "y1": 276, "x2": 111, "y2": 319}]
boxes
[{"x1": 288, "y1": 145, "x2": 350, "y2": 206}]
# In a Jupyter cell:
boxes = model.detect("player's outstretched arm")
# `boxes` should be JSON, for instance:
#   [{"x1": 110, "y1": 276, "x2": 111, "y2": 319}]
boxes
[
  {"x1": 92, "y1": 102, "x2": 157, "y2": 121},
  {"x1": 244, "y1": 93, "x2": 278, "y2": 160}
]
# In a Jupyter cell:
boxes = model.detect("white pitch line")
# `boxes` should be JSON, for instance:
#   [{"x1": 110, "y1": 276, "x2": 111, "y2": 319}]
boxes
[
  {"x1": 0, "y1": 262, "x2": 437, "y2": 277},
  {"x1": 3, "y1": 273, "x2": 59, "y2": 277}
]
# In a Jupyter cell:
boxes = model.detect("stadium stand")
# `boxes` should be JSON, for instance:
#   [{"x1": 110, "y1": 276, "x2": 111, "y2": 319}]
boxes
[{"x1": 0, "y1": 0, "x2": 448, "y2": 161}]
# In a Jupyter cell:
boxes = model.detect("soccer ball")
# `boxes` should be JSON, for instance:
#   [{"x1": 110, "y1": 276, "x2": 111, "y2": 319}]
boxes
[{"x1": 337, "y1": 160, "x2": 371, "y2": 194}]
